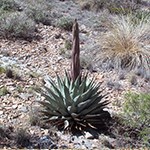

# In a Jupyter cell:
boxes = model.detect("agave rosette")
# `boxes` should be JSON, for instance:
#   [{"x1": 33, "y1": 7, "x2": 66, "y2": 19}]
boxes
[{"x1": 38, "y1": 72, "x2": 111, "y2": 132}]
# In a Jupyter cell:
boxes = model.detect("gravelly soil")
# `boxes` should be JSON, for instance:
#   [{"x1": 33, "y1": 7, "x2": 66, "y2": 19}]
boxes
[{"x1": 0, "y1": 0, "x2": 149, "y2": 149}]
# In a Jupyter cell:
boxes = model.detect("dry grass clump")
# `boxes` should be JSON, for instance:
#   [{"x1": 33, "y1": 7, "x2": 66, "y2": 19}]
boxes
[
  {"x1": 97, "y1": 15, "x2": 150, "y2": 78},
  {"x1": 77, "y1": 0, "x2": 140, "y2": 14},
  {"x1": 15, "y1": 128, "x2": 31, "y2": 148}
]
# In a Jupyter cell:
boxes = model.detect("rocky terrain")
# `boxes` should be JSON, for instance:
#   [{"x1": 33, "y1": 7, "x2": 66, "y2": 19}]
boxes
[{"x1": 0, "y1": 0, "x2": 150, "y2": 149}]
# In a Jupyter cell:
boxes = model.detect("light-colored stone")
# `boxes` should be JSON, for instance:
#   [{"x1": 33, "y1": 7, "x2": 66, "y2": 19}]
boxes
[
  {"x1": 84, "y1": 132, "x2": 94, "y2": 139},
  {"x1": 0, "y1": 111, "x2": 3, "y2": 115},
  {"x1": 12, "y1": 104, "x2": 18, "y2": 109}
]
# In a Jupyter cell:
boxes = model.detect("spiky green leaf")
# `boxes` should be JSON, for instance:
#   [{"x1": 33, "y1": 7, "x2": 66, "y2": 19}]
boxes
[{"x1": 37, "y1": 72, "x2": 111, "y2": 132}]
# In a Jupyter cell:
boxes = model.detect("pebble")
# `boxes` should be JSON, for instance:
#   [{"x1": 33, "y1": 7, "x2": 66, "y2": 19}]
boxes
[
  {"x1": 19, "y1": 93, "x2": 33, "y2": 100},
  {"x1": 29, "y1": 80, "x2": 34, "y2": 85},
  {"x1": 12, "y1": 104, "x2": 18, "y2": 109},
  {"x1": 18, "y1": 106, "x2": 28, "y2": 113},
  {"x1": 85, "y1": 132, "x2": 94, "y2": 139},
  {"x1": 38, "y1": 136, "x2": 54, "y2": 149},
  {"x1": 0, "y1": 111, "x2": 3, "y2": 115}
]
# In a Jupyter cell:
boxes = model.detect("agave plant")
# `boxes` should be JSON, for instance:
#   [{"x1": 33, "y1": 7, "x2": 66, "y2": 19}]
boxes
[{"x1": 38, "y1": 72, "x2": 111, "y2": 132}]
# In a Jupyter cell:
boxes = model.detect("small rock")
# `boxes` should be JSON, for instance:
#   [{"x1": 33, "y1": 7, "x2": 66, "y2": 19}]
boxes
[
  {"x1": 85, "y1": 132, "x2": 94, "y2": 139},
  {"x1": 42, "y1": 129, "x2": 49, "y2": 135},
  {"x1": 83, "y1": 140, "x2": 92, "y2": 149},
  {"x1": 9, "y1": 86, "x2": 16, "y2": 91},
  {"x1": 74, "y1": 143, "x2": 82, "y2": 149},
  {"x1": 19, "y1": 93, "x2": 33, "y2": 100},
  {"x1": 57, "y1": 56, "x2": 63, "y2": 62},
  {"x1": 18, "y1": 106, "x2": 28, "y2": 113},
  {"x1": 0, "y1": 111, "x2": 3, "y2": 115},
  {"x1": 118, "y1": 71, "x2": 126, "y2": 80},
  {"x1": 27, "y1": 62, "x2": 31, "y2": 66},
  {"x1": 38, "y1": 136, "x2": 54, "y2": 149},
  {"x1": 80, "y1": 25, "x2": 87, "y2": 33},
  {"x1": 12, "y1": 104, "x2": 18, "y2": 109},
  {"x1": 29, "y1": 80, "x2": 34, "y2": 85}
]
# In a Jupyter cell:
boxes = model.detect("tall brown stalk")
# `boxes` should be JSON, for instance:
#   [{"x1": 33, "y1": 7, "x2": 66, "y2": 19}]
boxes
[{"x1": 71, "y1": 19, "x2": 81, "y2": 82}]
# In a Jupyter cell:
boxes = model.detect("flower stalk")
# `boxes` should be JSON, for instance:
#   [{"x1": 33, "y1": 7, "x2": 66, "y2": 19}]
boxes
[{"x1": 71, "y1": 19, "x2": 81, "y2": 82}]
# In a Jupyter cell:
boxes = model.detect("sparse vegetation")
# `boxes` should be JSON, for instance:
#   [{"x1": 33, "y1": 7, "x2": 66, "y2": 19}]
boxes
[
  {"x1": 29, "y1": 113, "x2": 40, "y2": 126},
  {"x1": 0, "y1": 0, "x2": 51, "y2": 40},
  {"x1": 56, "y1": 17, "x2": 73, "y2": 31},
  {"x1": 122, "y1": 92, "x2": 150, "y2": 146},
  {"x1": 16, "y1": 86, "x2": 24, "y2": 93},
  {"x1": 29, "y1": 107, "x2": 42, "y2": 126},
  {"x1": 97, "y1": 15, "x2": 150, "y2": 78},
  {"x1": 64, "y1": 39, "x2": 72, "y2": 50},
  {"x1": 130, "y1": 75, "x2": 138, "y2": 86},
  {"x1": 0, "y1": 11, "x2": 36, "y2": 40},
  {"x1": 24, "y1": 0, "x2": 51, "y2": 25},
  {"x1": 0, "y1": 126, "x2": 7, "y2": 139},
  {"x1": 59, "y1": 48, "x2": 71, "y2": 59},
  {"x1": 107, "y1": 80, "x2": 122, "y2": 91},
  {"x1": 5, "y1": 68, "x2": 20, "y2": 80},
  {"x1": 0, "y1": 0, "x2": 20, "y2": 12},
  {"x1": 132, "y1": 10, "x2": 150, "y2": 25},
  {"x1": 80, "y1": 56, "x2": 93, "y2": 71},
  {"x1": 15, "y1": 128, "x2": 31, "y2": 148},
  {"x1": 0, "y1": 86, "x2": 9, "y2": 96},
  {"x1": 29, "y1": 71, "x2": 40, "y2": 78},
  {"x1": 59, "y1": 40, "x2": 72, "y2": 58},
  {"x1": 77, "y1": 0, "x2": 140, "y2": 14},
  {"x1": 0, "y1": 66, "x2": 6, "y2": 74}
]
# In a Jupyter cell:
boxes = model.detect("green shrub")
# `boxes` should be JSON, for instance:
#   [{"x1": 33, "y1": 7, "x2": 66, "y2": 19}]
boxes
[
  {"x1": 0, "y1": 86, "x2": 9, "y2": 96},
  {"x1": 36, "y1": 72, "x2": 111, "y2": 133},
  {"x1": 123, "y1": 92, "x2": 150, "y2": 146},
  {"x1": 131, "y1": 10, "x2": 150, "y2": 25},
  {"x1": 64, "y1": 39, "x2": 72, "y2": 50},
  {"x1": 0, "y1": 0, "x2": 20, "y2": 12},
  {"x1": 24, "y1": 0, "x2": 51, "y2": 25},
  {"x1": 80, "y1": 56, "x2": 93, "y2": 70},
  {"x1": 0, "y1": 0, "x2": 52, "y2": 39},
  {"x1": 0, "y1": 11, "x2": 36, "y2": 40},
  {"x1": 0, "y1": 66, "x2": 6, "y2": 74},
  {"x1": 56, "y1": 17, "x2": 73, "y2": 31}
]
